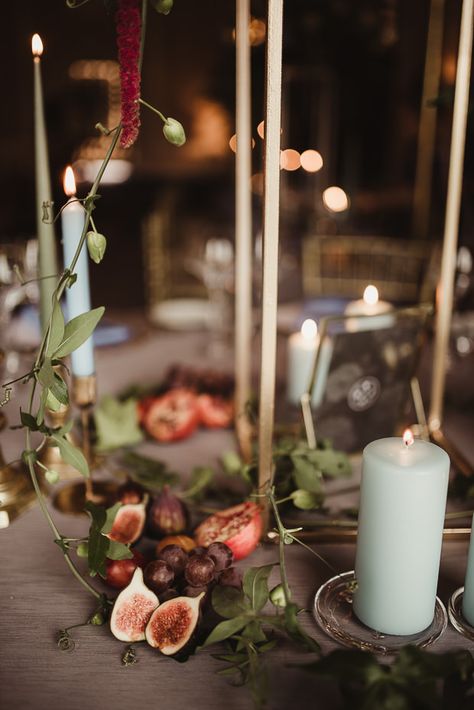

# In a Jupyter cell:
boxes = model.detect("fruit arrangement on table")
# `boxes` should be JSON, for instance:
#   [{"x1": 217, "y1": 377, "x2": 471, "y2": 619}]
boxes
[{"x1": 92, "y1": 479, "x2": 263, "y2": 659}]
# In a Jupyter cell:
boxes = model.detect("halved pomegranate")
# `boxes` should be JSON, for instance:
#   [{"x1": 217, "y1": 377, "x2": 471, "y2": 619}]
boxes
[
  {"x1": 143, "y1": 389, "x2": 200, "y2": 443},
  {"x1": 197, "y1": 394, "x2": 234, "y2": 429},
  {"x1": 194, "y1": 501, "x2": 262, "y2": 560}
]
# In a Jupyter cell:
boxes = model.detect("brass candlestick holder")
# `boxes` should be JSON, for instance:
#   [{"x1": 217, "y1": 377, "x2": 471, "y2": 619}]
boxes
[
  {"x1": 0, "y1": 412, "x2": 41, "y2": 527},
  {"x1": 53, "y1": 374, "x2": 117, "y2": 514}
]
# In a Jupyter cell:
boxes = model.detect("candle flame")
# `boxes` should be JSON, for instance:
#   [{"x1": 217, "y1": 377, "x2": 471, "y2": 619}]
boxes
[
  {"x1": 363, "y1": 284, "x2": 379, "y2": 306},
  {"x1": 403, "y1": 429, "x2": 414, "y2": 447},
  {"x1": 63, "y1": 166, "x2": 77, "y2": 197},
  {"x1": 301, "y1": 318, "x2": 317, "y2": 340},
  {"x1": 32, "y1": 34, "x2": 43, "y2": 57}
]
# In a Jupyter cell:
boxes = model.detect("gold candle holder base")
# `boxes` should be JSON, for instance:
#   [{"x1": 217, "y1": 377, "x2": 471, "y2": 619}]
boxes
[
  {"x1": 0, "y1": 460, "x2": 41, "y2": 528},
  {"x1": 53, "y1": 480, "x2": 118, "y2": 515},
  {"x1": 52, "y1": 374, "x2": 119, "y2": 514}
]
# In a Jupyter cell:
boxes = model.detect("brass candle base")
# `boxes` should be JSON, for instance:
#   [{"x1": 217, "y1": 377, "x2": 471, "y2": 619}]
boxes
[
  {"x1": 0, "y1": 460, "x2": 40, "y2": 528},
  {"x1": 52, "y1": 374, "x2": 119, "y2": 514}
]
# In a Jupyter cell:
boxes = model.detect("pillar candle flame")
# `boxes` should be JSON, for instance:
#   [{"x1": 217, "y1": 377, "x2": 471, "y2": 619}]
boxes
[
  {"x1": 63, "y1": 166, "x2": 76, "y2": 197},
  {"x1": 32, "y1": 34, "x2": 44, "y2": 57},
  {"x1": 363, "y1": 284, "x2": 379, "y2": 306},
  {"x1": 403, "y1": 428, "x2": 415, "y2": 447}
]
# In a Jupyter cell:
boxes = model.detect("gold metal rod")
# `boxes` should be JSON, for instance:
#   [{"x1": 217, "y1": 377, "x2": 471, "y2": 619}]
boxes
[
  {"x1": 430, "y1": 427, "x2": 474, "y2": 478},
  {"x1": 293, "y1": 526, "x2": 471, "y2": 544},
  {"x1": 429, "y1": 0, "x2": 474, "y2": 430},
  {"x1": 257, "y1": 0, "x2": 284, "y2": 503},
  {"x1": 412, "y1": 0, "x2": 445, "y2": 238},
  {"x1": 234, "y1": 0, "x2": 253, "y2": 463}
]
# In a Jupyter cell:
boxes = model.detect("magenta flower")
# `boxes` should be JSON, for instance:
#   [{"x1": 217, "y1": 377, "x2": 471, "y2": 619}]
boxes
[{"x1": 116, "y1": 0, "x2": 141, "y2": 148}]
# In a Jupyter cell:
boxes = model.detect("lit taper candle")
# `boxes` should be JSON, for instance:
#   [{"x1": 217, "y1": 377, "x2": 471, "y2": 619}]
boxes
[
  {"x1": 61, "y1": 166, "x2": 95, "y2": 377},
  {"x1": 32, "y1": 34, "x2": 58, "y2": 333},
  {"x1": 462, "y1": 514, "x2": 474, "y2": 626},
  {"x1": 354, "y1": 430, "x2": 450, "y2": 635}
]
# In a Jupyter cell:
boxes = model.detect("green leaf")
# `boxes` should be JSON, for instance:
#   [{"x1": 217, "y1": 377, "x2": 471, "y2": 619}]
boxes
[
  {"x1": 94, "y1": 395, "x2": 143, "y2": 452},
  {"x1": 36, "y1": 387, "x2": 48, "y2": 425},
  {"x1": 290, "y1": 489, "x2": 322, "y2": 510},
  {"x1": 201, "y1": 615, "x2": 248, "y2": 648},
  {"x1": 284, "y1": 603, "x2": 320, "y2": 653},
  {"x1": 211, "y1": 585, "x2": 249, "y2": 619},
  {"x1": 20, "y1": 410, "x2": 39, "y2": 431},
  {"x1": 54, "y1": 306, "x2": 105, "y2": 358},
  {"x1": 243, "y1": 564, "x2": 275, "y2": 612},
  {"x1": 51, "y1": 433, "x2": 89, "y2": 478},
  {"x1": 309, "y1": 449, "x2": 352, "y2": 477},
  {"x1": 121, "y1": 451, "x2": 179, "y2": 491},
  {"x1": 107, "y1": 540, "x2": 133, "y2": 560},
  {"x1": 46, "y1": 389, "x2": 62, "y2": 412},
  {"x1": 46, "y1": 301, "x2": 65, "y2": 357},
  {"x1": 291, "y1": 454, "x2": 323, "y2": 494},
  {"x1": 57, "y1": 419, "x2": 74, "y2": 436},
  {"x1": 85, "y1": 502, "x2": 109, "y2": 578},
  {"x1": 181, "y1": 466, "x2": 214, "y2": 501},
  {"x1": 50, "y1": 372, "x2": 69, "y2": 406},
  {"x1": 37, "y1": 357, "x2": 55, "y2": 389},
  {"x1": 221, "y1": 451, "x2": 243, "y2": 475},
  {"x1": 241, "y1": 620, "x2": 267, "y2": 644},
  {"x1": 101, "y1": 502, "x2": 122, "y2": 535}
]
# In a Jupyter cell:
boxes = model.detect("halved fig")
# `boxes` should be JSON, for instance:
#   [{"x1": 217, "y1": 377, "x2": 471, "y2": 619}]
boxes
[
  {"x1": 107, "y1": 499, "x2": 147, "y2": 545},
  {"x1": 194, "y1": 501, "x2": 263, "y2": 560},
  {"x1": 110, "y1": 567, "x2": 159, "y2": 642},
  {"x1": 145, "y1": 593, "x2": 204, "y2": 655}
]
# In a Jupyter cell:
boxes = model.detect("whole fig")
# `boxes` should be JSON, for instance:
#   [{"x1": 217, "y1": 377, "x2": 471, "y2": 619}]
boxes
[{"x1": 147, "y1": 486, "x2": 189, "y2": 538}]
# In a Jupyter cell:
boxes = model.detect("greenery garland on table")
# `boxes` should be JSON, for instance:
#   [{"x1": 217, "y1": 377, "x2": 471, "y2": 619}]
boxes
[{"x1": 2, "y1": 2, "x2": 473, "y2": 709}]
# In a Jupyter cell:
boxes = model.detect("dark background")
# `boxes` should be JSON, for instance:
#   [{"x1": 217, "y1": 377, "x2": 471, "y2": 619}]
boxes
[{"x1": 1, "y1": 0, "x2": 472, "y2": 308}]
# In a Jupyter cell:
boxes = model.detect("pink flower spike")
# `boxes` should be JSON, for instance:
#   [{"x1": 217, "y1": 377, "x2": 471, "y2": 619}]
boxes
[{"x1": 116, "y1": 0, "x2": 141, "y2": 149}]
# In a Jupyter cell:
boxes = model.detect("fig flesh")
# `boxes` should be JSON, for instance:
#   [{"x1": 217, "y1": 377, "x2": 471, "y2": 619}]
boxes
[
  {"x1": 107, "y1": 500, "x2": 147, "y2": 545},
  {"x1": 145, "y1": 593, "x2": 204, "y2": 655},
  {"x1": 110, "y1": 567, "x2": 159, "y2": 642}
]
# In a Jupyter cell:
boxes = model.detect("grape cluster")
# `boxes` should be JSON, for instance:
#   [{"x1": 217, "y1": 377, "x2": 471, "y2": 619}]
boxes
[{"x1": 143, "y1": 542, "x2": 241, "y2": 602}]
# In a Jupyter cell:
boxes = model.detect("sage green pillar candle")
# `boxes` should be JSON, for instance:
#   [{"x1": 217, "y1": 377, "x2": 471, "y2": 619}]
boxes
[
  {"x1": 353, "y1": 434, "x2": 449, "y2": 635},
  {"x1": 32, "y1": 34, "x2": 58, "y2": 333},
  {"x1": 462, "y1": 514, "x2": 474, "y2": 626}
]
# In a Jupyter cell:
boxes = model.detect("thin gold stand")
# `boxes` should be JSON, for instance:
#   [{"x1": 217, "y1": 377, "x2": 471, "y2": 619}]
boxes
[
  {"x1": 0, "y1": 412, "x2": 40, "y2": 527},
  {"x1": 53, "y1": 375, "x2": 117, "y2": 514},
  {"x1": 39, "y1": 402, "x2": 80, "y2": 479}
]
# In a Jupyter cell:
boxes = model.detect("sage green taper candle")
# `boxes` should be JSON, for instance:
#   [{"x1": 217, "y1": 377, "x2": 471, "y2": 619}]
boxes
[
  {"x1": 462, "y1": 514, "x2": 474, "y2": 626},
  {"x1": 32, "y1": 34, "x2": 58, "y2": 333}
]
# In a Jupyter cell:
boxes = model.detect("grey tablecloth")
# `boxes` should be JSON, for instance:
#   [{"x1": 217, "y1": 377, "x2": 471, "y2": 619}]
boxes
[{"x1": 1, "y1": 319, "x2": 473, "y2": 710}]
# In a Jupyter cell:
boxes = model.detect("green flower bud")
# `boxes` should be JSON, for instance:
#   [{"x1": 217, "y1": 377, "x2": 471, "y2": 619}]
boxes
[
  {"x1": 87, "y1": 231, "x2": 107, "y2": 264},
  {"x1": 76, "y1": 542, "x2": 89, "y2": 558},
  {"x1": 89, "y1": 612, "x2": 105, "y2": 626},
  {"x1": 269, "y1": 583, "x2": 287, "y2": 608},
  {"x1": 45, "y1": 469, "x2": 60, "y2": 485},
  {"x1": 163, "y1": 117, "x2": 186, "y2": 147},
  {"x1": 153, "y1": 0, "x2": 174, "y2": 14}
]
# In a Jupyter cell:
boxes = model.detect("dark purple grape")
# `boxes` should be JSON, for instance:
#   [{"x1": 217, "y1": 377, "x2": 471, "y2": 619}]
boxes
[
  {"x1": 184, "y1": 555, "x2": 216, "y2": 587},
  {"x1": 206, "y1": 542, "x2": 233, "y2": 571},
  {"x1": 188, "y1": 546, "x2": 208, "y2": 558},
  {"x1": 159, "y1": 588, "x2": 179, "y2": 603},
  {"x1": 218, "y1": 567, "x2": 242, "y2": 589},
  {"x1": 144, "y1": 560, "x2": 174, "y2": 594},
  {"x1": 158, "y1": 545, "x2": 188, "y2": 576},
  {"x1": 183, "y1": 585, "x2": 208, "y2": 598}
]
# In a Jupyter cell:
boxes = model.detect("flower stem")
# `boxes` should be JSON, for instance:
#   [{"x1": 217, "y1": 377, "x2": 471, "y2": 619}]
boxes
[
  {"x1": 139, "y1": 98, "x2": 166, "y2": 123},
  {"x1": 268, "y1": 491, "x2": 292, "y2": 606}
]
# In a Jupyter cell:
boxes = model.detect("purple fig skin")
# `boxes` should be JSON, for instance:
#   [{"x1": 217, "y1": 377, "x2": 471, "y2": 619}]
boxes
[
  {"x1": 147, "y1": 486, "x2": 189, "y2": 538},
  {"x1": 159, "y1": 588, "x2": 179, "y2": 603}
]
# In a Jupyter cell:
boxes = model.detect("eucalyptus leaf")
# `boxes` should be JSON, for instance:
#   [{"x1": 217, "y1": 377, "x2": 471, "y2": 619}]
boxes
[
  {"x1": 51, "y1": 433, "x2": 89, "y2": 478},
  {"x1": 46, "y1": 301, "x2": 65, "y2": 357},
  {"x1": 85, "y1": 501, "x2": 109, "y2": 578},
  {"x1": 107, "y1": 540, "x2": 133, "y2": 560},
  {"x1": 37, "y1": 357, "x2": 55, "y2": 389},
  {"x1": 211, "y1": 585, "x2": 249, "y2": 619},
  {"x1": 20, "y1": 410, "x2": 39, "y2": 431},
  {"x1": 54, "y1": 306, "x2": 105, "y2": 358},
  {"x1": 243, "y1": 564, "x2": 275, "y2": 612},
  {"x1": 102, "y1": 502, "x2": 122, "y2": 535},
  {"x1": 94, "y1": 395, "x2": 143, "y2": 452},
  {"x1": 290, "y1": 489, "x2": 323, "y2": 510},
  {"x1": 201, "y1": 615, "x2": 248, "y2": 647},
  {"x1": 50, "y1": 372, "x2": 69, "y2": 406},
  {"x1": 291, "y1": 454, "x2": 323, "y2": 494}
]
